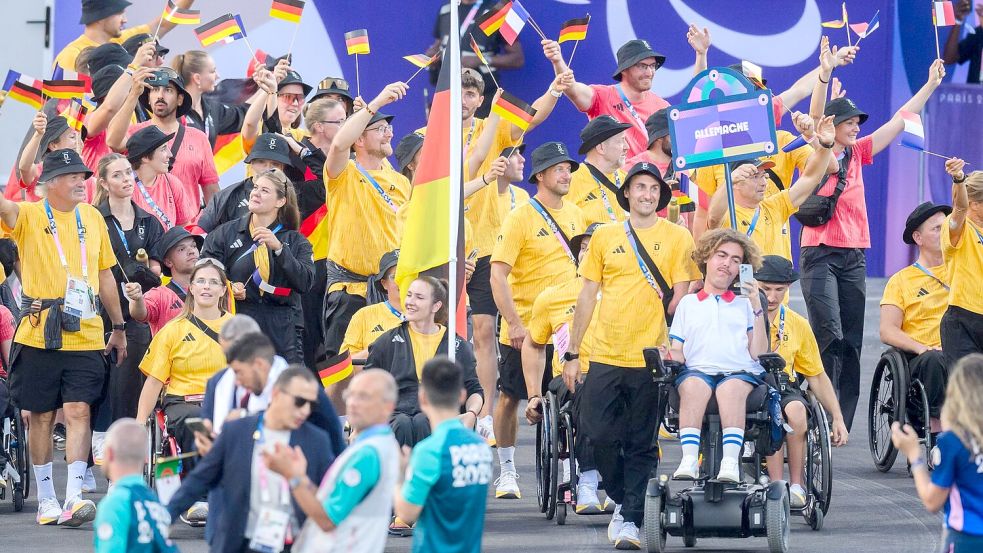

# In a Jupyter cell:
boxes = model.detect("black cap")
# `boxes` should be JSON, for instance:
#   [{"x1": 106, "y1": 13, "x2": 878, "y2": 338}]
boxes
[
  {"x1": 612, "y1": 39, "x2": 666, "y2": 81},
  {"x1": 377, "y1": 250, "x2": 399, "y2": 279},
  {"x1": 39, "y1": 149, "x2": 92, "y2": 181},
  {"x1": 86, "y1": 43, "x2": 132, "y2": 76},
  {"x1": 139, "y1": 68, "x2": 192, "y2": 118},
  {"x1": 121, "y1": 33, "x2": 169, "y2": 59},
  {"x1": 310, "y1": 76, "x2": 354, "y2": 107},
  {"x1": 500, "y1": 144, "x2": 526, "y2": 158},
  {"x1": 903, "y1": 202, "x2": 952, "y2": 245},
  {"x1": 620, "y1": 162, "x2": 671, "y2": 212},
  {"x1": 91, "y1": 64, "x2": 125, "y2": 102},
  {"x1": 646, "y1": 108, "x2": 670, "y2": 148},
  {"x1": 125, "y1": 125, "x2": 175, "y2": 164},
  {"x1": 36, "y1": 115, "x2": 72, "y2": 163},
  {"x1": 755, "y1": 255, "x2": 800, "y2": 284},
  {"x1": 528, "y1": 142, "x2": 579, "y2": 184},
  {"x1": 152, "y1": 226, "x2": 204, "y2": 276},
  {"x1": 80, "y1": 0, "x2": 131, "y2": 25},
  {"x1": 279, "y1": 70, "x2": 313, "y2": 97},
  {"x1": 245, "y1": 133, "x2": 294, "y2": 166},
  {"x1": 578, "y1": 115, "x2": 632, "y2": 155},
  {"x1": 824, "y1": 97, "x2": 868, "y2": 126},
  {"x1": 367, "y1": 111, "x2": 395, "y2": 128},
  {"x1": 395, "y1": 132, "x2": 425, "y2": 173},
  {"x1": 570, "y1": 222, "x2": 603, "y2": 256}
]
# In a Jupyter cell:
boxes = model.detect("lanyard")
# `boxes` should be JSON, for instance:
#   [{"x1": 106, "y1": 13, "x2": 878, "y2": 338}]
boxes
[
  {"x1": 253, "y1": 415, "x2": 291, "y2": 507},
  {"x1": 463, "y1": 119, "x2": 476, "y2": 152},
  {"x1": 112, "y1": 220, "x2": 131, "y2": 256},
  {"x1": 590, "y1": 172, "x2": 621, "y2": 222},
  {"x1": 614, "y1": 84, "x2": 647, "y2": 135},
  {"x1": 136, "y1": 177, "x2": 173, "y2": 229},
  {"x1": 622, "y1": 220, "x2": 663, "y2": 299},
  {"x1": 44, "y1": 200, "x2": 88, "y2": 282},
  {"x1": 239, "y1": 224, "x2": 293, "y2": 296},
  {"x1": 384, "y1": 300, "x2": 405, "y2": 321},
  {"x1": 529, "y1": 198, "x2": 576, "y2": 265},
  {"x1": 745, "y1": 207, "x2": 761, "y2": 237},
  {"x1": 772, "y1": 305, "x2": 786, "y2": 351},
  {"x1": 912, "y1": 262, "x2": 950, "y2": 291},
  {"x1": 509, "y1": 185, "x2": 515, "y2": 210},
  {"x1": 356, "y1": 163, "x2": 398, "y2": 212},
  {"x1": 973, "y1": 225, "x2": 983, "y2": 247},
  {"x1": 234, "y1": 224, "x2": 285, "y2": 263}
]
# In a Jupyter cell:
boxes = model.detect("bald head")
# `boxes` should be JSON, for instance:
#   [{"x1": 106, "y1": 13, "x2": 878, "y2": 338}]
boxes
[
  {"x1": 345, "y1": 369, "x2": 397, "y2": 431},
  {"x1": 105, "y1": 418, "x2": 148, "y2": 479}
]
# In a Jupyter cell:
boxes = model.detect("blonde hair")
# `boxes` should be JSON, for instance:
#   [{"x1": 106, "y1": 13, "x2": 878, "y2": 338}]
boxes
[
  {"x1": 92, "y1": 153, "x2": 130, "y2": 206},
  {"x1": 181, "y1": 260, "x2": 230, "y2": 318},
  {"x1": 692, "y1": 227, "x2": 763, "y2": 276},
  {"x1": 252, "y1": 168, "x2": 300, "y2": 231},
  {"x1": 172, "y1": 50, "x2": 211, "y2": 85},
  {"x1": 941, "y1": 354, "x2": 983, "y2": 452},
  {"x1": 964, "y1": 170, "x2": 983, "y2": 204},
  {"x1": 303, "y1": 98, "x2": 344, "y2": 127}
]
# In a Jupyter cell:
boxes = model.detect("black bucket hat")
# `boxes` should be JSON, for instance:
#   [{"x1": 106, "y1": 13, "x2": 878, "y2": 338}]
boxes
[
  {"x1": 825, "y1": 97, "x2": 868, "y2": 126},
  {"x1": 620, "y1": 162, "x2": 671, "y2": 212},
  {"x1": 528, "y1": 142, "x2": 579, "y2": 184},
  {"x1": 139, "y1": 68, "x2": 192, "y2": 118},
  {"x1": 612, "y1": 39, "x2": 666, "y2": 81},
  {"x1": 646, "y1": 108, "x2": 670, "y2": 148},
  {"x1": 395, "y1": 132, "x2": 425, "y2": 173},
  {"x1": 80, "y1": 0, "x2": 131, "y2": 25},
  {"x1": 39, "y1": 149, "x2": 92, "y2": 181},
  {"x1": 755, "y1": 255, "x2": 800, "y2": 284},
  {"x1": 903, "y1": 202, "x2": 952, "y2": 245},
  {"x1": 578, "y1": 115, "x2": 632, "y2": 155},
  {"x1": 121, "y1": 33, "x2": 169, "y2": 59},
  {"x1": 500, "y1": 144, "x2": 526, "y2": 158},
  {"x1": 36, "y1": 115, "x2": 72, "y2": 163},
  {"x1": 279, "y1": 70, "x2": 313, "y2": 97},
  {"x1": 86, "y1": 43, "x2": 132, "y2": 76},
  {"x1": 570, "y1": 222, "x2": 603, "y2": 256},
  {"x1": 92, "y1": 65, "x2": 125, "y2": 103},
  {"x1": 245, "y1": 133, "x2": 294, "y2": 166},
  {"x1": 152, "y1": 226, "x2": 204, "y2": 276},
  {"x1": 125, "y1": 125, "x2": 175, "y2": 164},
  {"x1": 310, "y1": 76, "x2": 353, "y2": 106}
]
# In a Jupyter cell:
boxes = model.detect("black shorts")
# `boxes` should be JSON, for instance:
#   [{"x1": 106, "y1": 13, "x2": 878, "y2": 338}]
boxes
[
  {"x1": 779, "y1": 387, "x2": 807, "y2": 410},
  {"x1": 8, "y1": 344, "x2": 107, "y2": 412},
  {"x1": 497, "y1": 343, "x2": 552, "y2": 400},
  {"x1": 467, "y1": 256, "x2": 497, "y2": 317},
  {"x1": 322, "y1": 289, "x2": 368, "y2": 358}
]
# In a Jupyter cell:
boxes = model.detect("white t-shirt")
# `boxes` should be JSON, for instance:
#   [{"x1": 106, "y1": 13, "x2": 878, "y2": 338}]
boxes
[
  {"x1": 246, "y1": 428, "x2": 296, "y2": 539},
  {"x1": 669, "y1": 290, "x2": 763, "y2": 376}
]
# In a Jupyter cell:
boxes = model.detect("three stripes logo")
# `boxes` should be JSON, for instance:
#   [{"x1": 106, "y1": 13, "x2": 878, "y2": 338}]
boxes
[
  {"x1": 536, "y1": 228, "x2": 550, "y2": 238},
  {"x1": 181, "y1": 333, "x2": 197, "y2": 342},
  {"x1": 916, "y1": 287, "x2": 929, "y2": 297},
  {"x1": 170, "y1": 300, "x2": 184, "y2": 310},
  {"x1": 585, "y1": 191, "x2": 598, "y2": 201},
  {"x1": 565, "y1": 305, "x2": 576, "y2": 315},
  {"x1": 230, "y1": 239, "x2": 243, "y2": 249},
  {"x1": 612, "y1": 245, "x2": 626, "y2": 254},
  {"x1": 371, "y1": 324, "x2": 385, "y2": 332}
]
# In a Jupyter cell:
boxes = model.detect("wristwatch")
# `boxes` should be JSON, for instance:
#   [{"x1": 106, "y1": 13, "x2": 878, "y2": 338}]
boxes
[
  {"x1": 288, "y1": 475, "x2": 307, "y2": 490},
  {"x1": 562, "y1": 351, "x2": 579, "y2": 362},
  {"x1": 112, "y1": 323, "x2": 125, "y2": 331}
]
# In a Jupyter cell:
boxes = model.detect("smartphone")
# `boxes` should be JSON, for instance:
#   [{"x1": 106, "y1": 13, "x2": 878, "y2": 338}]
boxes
[
  {"x1": 739, "y1": 264, "x2": 754, "y2": 287},
  {"x1": 467, "y1": 248, "x2": 479, "y2": 262},
  {"x1": 184, "y1": 417, "x2": 208, "y2": 435}
]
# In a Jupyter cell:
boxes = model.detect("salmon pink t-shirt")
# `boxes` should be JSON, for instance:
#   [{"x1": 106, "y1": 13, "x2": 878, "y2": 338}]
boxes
[
  {"x1": 800, "y1": 135, "x2": 874, "y2": 249},
  {"x1": 133, "y1": 173, "x2": 198, "y2": 229},
  {"x1": 585, "y1": 84, "x2": 669, "y2": 159},
  {"x1": 127, "y1": 121, "x2": 218, "y2": 218}
]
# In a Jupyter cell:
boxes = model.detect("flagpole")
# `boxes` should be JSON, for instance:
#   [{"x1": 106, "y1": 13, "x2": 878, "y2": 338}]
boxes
[
  {"x1": 287, "y1": 22, "x2": 301, "y2": 59},
  {"x1": 405, "y1": 63, "x2": 430, "y2": 85},
  {"x1": 527, "y1": 15, "x2": 549, "y2": 41},
  {"x1": 899, "y1": 143, "x2": 960, "y2": 160},
  {"x1": 566, "y1": 13, "x2": 590, "y2": 67},
  {"x1": 845, "y1": 9, "x2": 852, "y2": 47},
  {"x1": 152, "y1": 6, "x2": 167, "y2": 42},
  {"x1": 468, "y1": 34, "x2": 500, "y2": 89},
  {"x1": 448, "y1": 0, "x2": 462, "y2": 358},
  {"x1": 506, "y1": 130, "x2": 527, "y2": 162},
  {"x1": 241, "y1": 36, "x2": 262, "y2": 68},
  {"x1": 933, "y1": 26, "x2": 941, "y2": 60},
  {"x1": 355, "y1": 53, "x2": 361, "y2": 98}
]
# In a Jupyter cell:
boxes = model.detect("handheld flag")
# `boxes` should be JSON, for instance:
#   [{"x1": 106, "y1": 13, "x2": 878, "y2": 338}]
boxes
[
  {"x1": 404, "y1": 54, "x2": 436, "y2": 69},
  {"x1": 270, "y1": 0, "x2": 305, "y2": 24},
  {"x1": 3, "y1": 71, "x2": 43, "y2": 109},
  {"x1": 60, "y1": 99, "x2": 89, "y2": 132},
  {"x1": 492, "y1": 91, "x2": 537, "y2": 132},
  {"x1": 850, "y1": 10, "x2": 880, "y2": 39},
  {"x1": 477, "y1": 1, "x2": 512, "y2": 36},
  {"x1": 468, "y1": 34, "x2": 499, "y2": 89},
  {"x1": 899, "y1": 111, "x2": 925, "y2": 150},
  {"x1": 194, "y1": 14, "x2": 246, "y2": 47},
  {"x1": 933, "y1": 1, "x2": 957, "y2": 26},
  {"x1": 161, "y1": 0, "x2": 200, "y2": 25},
  {"x1": 782, "y1": 134, "x2": 810, "y2": 153},
  {"x1": 822, "y1": 3, "x2": 849, "y2": 28},
  {"x1": 345, "y1": 29, "x2": 370, "y2": 55},
  {"x1": 318, "y1": 350, "x2": 353, "y2": 387},
  {"x1": 558, "y1": 17, "x2": 589, "y2": 43},
  {"x1": 499, "y1": 0, "x2": 531, "y2": 45},
  {"x1": 41, "y1": 79, "x2": 86, "y2": 100}
]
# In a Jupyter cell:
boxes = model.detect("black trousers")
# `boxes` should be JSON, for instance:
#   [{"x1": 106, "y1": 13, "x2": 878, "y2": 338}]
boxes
[
  {"x1": 109, "y1": 322, "x2": 152, "y2": 421},
  {"x1": 579, "y1": 363, "x2": 658, "y2": 525},
  {"x1": 941, "y1": 306, "x2": 983, "y2": 368},
  {"x1": 322, "y1": 290, "x2": 367, "y2": 358},
  {"x1": 549, "y1": 376, "x2": 596, "y2": 472},
  {"x1": 904, "y1": 350, "x2": 948, "y2": 419},
  {"x1": 800, "y1": 246, "x2": 866, "y2": 431},
  {"x1": 390, "y1": 411, "x2": 431, "y2": 447},
  {"x1": 239, "y1": 302, "x2": 302, "y2": 364},
  {"x1": 302, "y1": 259, "x2": 327, "y2": 369},
  {"x1": 161, "y1": 395, "x2": 202, "y2": 460}
]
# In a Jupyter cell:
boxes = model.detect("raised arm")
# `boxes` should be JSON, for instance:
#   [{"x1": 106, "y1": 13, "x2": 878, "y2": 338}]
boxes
[
  {"x1": 945, "y1": 157, "x2": 969, "y2": 248},
  {"x1": 464, "y1": 157, "x2": 506, "y2": 199},
  {"x1": 942, "y1": 1, "x2": 974, "y2": 64},
  {"x1": 17, "y1": 112, "x2": 46, "y2": 184},
  {"x1": 106, "y1": 70, "x2": 150, "y2": 152},
  {"x1": 782, "y1": 43, "x2": 856, "y2": 110},
  {"x1": 145, "y1": 0, "x2": 197, "y2": 40},
  {"x1": 707, "y1": 165, "x2": 756, "y2": 229},
  {"x1": 240, "y1": 68, "x2": 276, "y2": 145},
  {"x1": 0, "y1": 188, "x2": 21, "y2": 229},
  {"x1": 512, "y1": 70, "x2": 572, "y2": 141},
  {"x1": 808, "y1": 36, "x2": 836, "y2": 121},
  {"x1": 325, "y1": 81, "x2": 408, "y2": 179},
  {"x1": 870, "y1": 60, "x2": 945, "y2": 156},
  {"x1": 687, "y1": 25, "x2": 711, "y2": 76},
  {"x1": 541, "y1": 40, "x2": 594, "y2": 111},
  {"x1": 744, "y1": 281, "x2": 769, "y2": 359},
  {"x1": 788, "y1": 116, "x2": 836, "y2": 207}
]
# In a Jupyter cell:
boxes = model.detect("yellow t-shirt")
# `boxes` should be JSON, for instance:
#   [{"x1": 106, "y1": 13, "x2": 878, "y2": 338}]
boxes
[
  {"x1": 880, "y1": 263, "x2": 951, "y2": 348},
  {"x1": 6, "y1": 202, "x2": 116, "y2": 350},
  {"x1": 716, "y1": 190, "x2": 796, "y2": 260},
  {"x1": 497, "y1": 185, "x2": 530, "y2": 216},
  {"x1": 491, "y1": 199, "x2": 586, "y2": 347},
  {"x1": 693, "y1": 130, "x2": 812, "y2": 201},
  {"x1": 139, "y1": 312, "x2": 233, "y2": 397},
  {"x1": 771, "y1": 305, "x2": 824, "y2": 382},
  {"x1": 942, "y1": 216, "x2": 983, "y2": 314},
  {"x1": 463, "y1": 118, "x2": 521, "y2": 258},
  {"x1": 323, "y1": 160, "x2": 411, "y2": 297},
  {"x1": 340, "y1": 301, "x2": 403, "y2": 356},
  {"x1": 527, "y1": 279, "x2": 598, "y2": 376},
  {"x1": 53, "y1": 24, "x2": 152, "y2": 74},
  {"x1": 409, "y1": 325, "x2": 444, "y2": 380},
  {"x1": 579, "y1": 219, "x2": 701, "y2": 367},
  {"x1": 567, "y1": 164, "x2": 629, "y2": 226}
]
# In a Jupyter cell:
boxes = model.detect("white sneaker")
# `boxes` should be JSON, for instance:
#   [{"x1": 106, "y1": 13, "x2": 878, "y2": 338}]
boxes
[
  {"x1": 36, "y1": 496, "x2": 61, "y2": 525},
  {"x1": 180, "y1": 501, "x2": 209, "y2": 526},
  {"x1": 575, "y1": 483, "x2": 603, "y2": 514},
  {"x1": 716, "y1": 457, "x2": 741, "y2": 483},
  {"x1": 615, "y1": 521, "x2": 641, "y2": 550},
  {"x1": 673, "y1": 455, "x2": 699, "y2": 479},
  {"x1": 494, "y1": 470, "x2": 520, "y2": 499},
  {"x1": 602, "y1": 495, "x2": 616, "y2": 512},
  {"x1": 607, "y1": 504, "x2": 624, "y2": 543},
  {"x1": 789, "y1": 484, "x2": 807, "y2": 509},
  {"x1": 58, "y1": 495, "x2": 96, "y2": 527},
  {"x1": 81, "y1": 467, "x2": 97, "y2": 493},
  {"x1": 92, "y1": 431, "x2": 106, "y2": 466},
  {"x1": 476, "y1": 415, "x2": 496, "y2": 447}
]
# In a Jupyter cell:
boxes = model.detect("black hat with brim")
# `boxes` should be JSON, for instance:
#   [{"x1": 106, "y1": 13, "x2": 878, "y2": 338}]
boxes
[
  {"x1": 92, "y1": 64, "x2": 125, "y2": 102},
  {"x1": 80, "y1": 0, "x2": 131, "y2": 25},
  {"x1": 36, "y1": 115, "x2": 72, "y2": 164},
  {"x1": 310, "y1": 76, "x2": 354, "y2": 106},
  {"x1": 39, "y1": 149, "x2": 93, "y2": 182},
  {"x1": 152, "y1": 226, "x2": 204, "y2": 276},
  {"x1": 903, "y1": 202, "x2": 952, "y2": 245},
  {"x1": 367, "y1": 111, "x2": 395, "y2": 128},
  {"x1": 612, "y1": 39, "x2": 666, "y2": 81},
  {"x1": 245, "y1": 133, "x2": 294, "y2": 166},
  {"x1": 755, "y1": 255, "x2": 800, "y2": 284},
  {"x1": 578, "y1": 115, "x2": 633, "y2": 155},
  {"x1": 126, "y1": 125, "x2": 175, "y2": 165},
  {"x1": 500, "y1": 144, "x2": 526, "y2": 158},
  {"x1": 279, "y1": 70, "x2": 313, "y2": 97},
  {"x1": 825, "y1": 97, "x2": 869, "y2": 126},
  {"x1": 528, "y1": 142, "x2": 579, "y2": 184},
  {"x1": 395, "y1": 132, "x2": 425, "y2": 173},
  {"x1": 139, "y1": 69, "x2": 193, "y2": 118},
  {"x1": 86, "y1": 43, "x2": 133, "y2": 76},
  {"x1": 570, "y1": 222, "x2": 603, "y2": 256},
  {"x1": 620, "y1": 161, "x2": 671, "y2": 212},
  {"x1": 646, "y1": 108, "x2": 670, "y2": 148},
  {"x1": 121, "y1": 33, "x2": 169, "y2": 58}
]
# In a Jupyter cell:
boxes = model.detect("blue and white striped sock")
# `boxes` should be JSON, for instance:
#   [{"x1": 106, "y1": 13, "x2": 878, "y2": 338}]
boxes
[
  {"x1": 679, "y1": 428, "x2": 701, "y2": 459},
  {"x1": 722, "y1": 427, "x2": 745, "y2": 461}
]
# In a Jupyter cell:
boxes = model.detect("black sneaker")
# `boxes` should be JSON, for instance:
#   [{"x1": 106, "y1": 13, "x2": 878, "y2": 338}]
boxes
[{"x1": 52, "y1": 423, "x2": 67, "y2": 451}]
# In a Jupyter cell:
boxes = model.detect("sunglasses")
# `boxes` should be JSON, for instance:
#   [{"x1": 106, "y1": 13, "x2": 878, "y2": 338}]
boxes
[
  {"x1": 318, "y1": 77, "x2": 350, "y2": 92},
  {"x1": 284, "y1": 392, "x2": 318, "y2": 409},
  {"x1": 195, "y1": 257, "x2": 226, "y2": 271}
]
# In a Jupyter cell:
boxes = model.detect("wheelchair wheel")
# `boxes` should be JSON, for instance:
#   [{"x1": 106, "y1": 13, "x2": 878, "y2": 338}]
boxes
[
  {"x1": 807, "y1": 395, "x2": 833, "y2": 517},
  {"x1": 547, "y1": 391, "x2": 560, "y2": 521},
  {"x1": 909, "y1": 380, "x2": 934, "y2": 469},
  {"x1": 644, "y1": 491, "x2": 666, "y2": 552},
  {"x1": 14, "y1": 409, "x2": 30, "y2": 501},
  {"x1": 536, "y1": 395, "x2": 554, "y2": 516},
  {"x1": 683, "y1": 533, "x2": 697, "y2": 548},
  {"x1": 557, "y1": 406, "x2": 576, "y2": 526},
  {"x1": 13, "y1": 488, "x2": 23, "y2": 511},
  {"x1": 868, "y1": 350, "x2": 907, "y2": 472},
  {"x1": 766, "y1": 485, "x2": 791, "y2": 553},
  {"x1": 535, "y1": 414, "x2": 546, "y2": 512}
]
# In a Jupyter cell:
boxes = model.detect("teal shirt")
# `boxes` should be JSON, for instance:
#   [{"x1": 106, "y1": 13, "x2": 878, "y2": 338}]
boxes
[
  {"x1": 94, "y1": 474, "x2": 178, "y2": 553},
  {"x1": 321, "y1": 424, "x2": 387, "y2": 525},
  {"x1": 402, "y1": 418, "x2": 492, "y2": 553}
]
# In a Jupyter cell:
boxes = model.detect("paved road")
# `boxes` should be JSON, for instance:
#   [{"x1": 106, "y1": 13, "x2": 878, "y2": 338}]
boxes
[{"x1": 0, "y1": 279, "x2": 945, "y2": 552}]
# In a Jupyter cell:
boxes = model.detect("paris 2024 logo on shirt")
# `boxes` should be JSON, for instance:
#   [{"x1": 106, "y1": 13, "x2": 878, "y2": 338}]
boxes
[{"x1": 450, "y1": 443, "x2": 493, "y2": 488}]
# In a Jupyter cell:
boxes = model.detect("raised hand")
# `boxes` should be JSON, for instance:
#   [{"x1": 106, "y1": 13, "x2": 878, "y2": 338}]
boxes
[
  {"x1": 945, "y1": 157, "x2": 967, "y2": 180},
  {"x1": 834, "y1": 44, "x2": 858, "y2": 67},
  {"x1": 791, "y1": 111, "x2": 816, "y2": 139},
  {"x1": 369, "y1": 82, "x2": 409, "y2": 110},
  {"x1": 32, "y1": 111, "x2": 47, "y2": 136},
  {"x1": 830, "y1": 77, "x2": 846, "y2": 99},
  {"x1": 541, "y1": 39, "x2": 562, "y2": 64},
  {"x1": 819, "y1": 36, "x2": 836, "y2": 77},
  {"x1": 686, "y1": 24, "x2": 711, "y2": 55},
  {"x1": 927, "y1": 58, "x2": 946, "y2": 88},
  {"x1": 815, "y1": 115, "x2": 836, "y2": 145}
]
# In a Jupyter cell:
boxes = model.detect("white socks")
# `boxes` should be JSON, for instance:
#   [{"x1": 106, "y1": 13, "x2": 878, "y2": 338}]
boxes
[
  {"x1": 680, "y1": 428, "x2": 701, "y2": 459},
  {"x1": 34, "y1": 462, "x2": 56, "y2": 500},
  {"x1": 722, "y1": 427, "x2": 745, "y2": 461},
  {"x1": 498, "y1": 446, "x2": 515, "y2": 473},
  {"x1": 66, "y1": 460, "x2": 87, "y2": 500}
]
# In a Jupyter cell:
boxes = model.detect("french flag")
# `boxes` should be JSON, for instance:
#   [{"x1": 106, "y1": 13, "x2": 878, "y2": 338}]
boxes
[
  {"x1": 933, "y1": 1, "x2": 957, "y2": 26},
  {"x1": 499, "y1": 0, "x2": 530, "y2": 45},
  {"x1": 850, "y1": 11, "x2": 880, "y2": 39},
  {"x1": 900, "y1": 110, "x2": 925, "y2": 150}
]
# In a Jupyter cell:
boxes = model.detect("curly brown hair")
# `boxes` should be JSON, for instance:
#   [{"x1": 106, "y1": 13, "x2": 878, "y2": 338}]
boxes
[
  {"x1": 692, "y1": 227, "x2": 763, "y2": 277},
  {"x1": 941, "y1": 353, "x2": 983, "y2": 453}
]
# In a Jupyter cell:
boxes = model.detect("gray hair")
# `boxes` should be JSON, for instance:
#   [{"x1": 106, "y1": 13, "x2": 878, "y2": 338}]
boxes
[
  {"x1": 356, "y1": 368, "x2": 398, "y2": 403},
  {"x1": 105, "y1": 418, "x2": 148, "y2": 467},
  {"x1": 220, "y1": 314, "x2": 261, "y2": 342}
]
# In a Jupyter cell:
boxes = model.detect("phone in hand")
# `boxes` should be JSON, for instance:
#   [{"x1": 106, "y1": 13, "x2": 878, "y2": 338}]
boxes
[
  {"x1": 184, "y1": 417, "x2": 209, "y2": 435},
  {"x1": 467, "y1": 248, "x2": 479, "y2": 262},
  {"x1": 739, "y1": 264, "x2": 754, "y2": 289}
]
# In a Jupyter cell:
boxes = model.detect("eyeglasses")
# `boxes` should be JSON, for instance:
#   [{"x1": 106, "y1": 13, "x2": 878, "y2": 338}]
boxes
[
  {"x1": 318, "y1": 77, "x2": 350, "y2": 92},
  {"x1": 277, "y1": 93, "x2": 305, "y2": 105},
  {"x1": 317, "y1": 119, "x2": 346, "y2": 126},
  {"x1": 634, "y1": 62, "x2": 661, "y2": 73},
  {"x1": 195, "y1": 257, "x2": 226, "y2": 271},
  {"x1": 366, "y1": 124, "x2": 393, "y2": 135},
  {"x1": 192, "y1": 278, "x2": 223, "y2": 287},
  {"x1": 285, "y1": 392, "x2": 318, "y2": 409}
]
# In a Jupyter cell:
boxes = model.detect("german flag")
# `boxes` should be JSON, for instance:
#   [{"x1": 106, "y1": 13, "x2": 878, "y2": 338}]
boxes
[
  {"x1": 404, "y1": 53, "x2": 436, "y2": 69},
  {"x1": 162, "y1": 0, "x2": 201, "y2": 25},
  {"x1": 318, "y1": 350, "x2": 354, "y2": 387},
  {"x1": 60, "y1": 99, "x2": 88, "y2": 133},
  {"x1": 345, "y1": 29, "x2": 370, "y2": 55},
  {"x1": 468, "y1": 34, "x2": 489, "y2": 66},
  {"x1": 42, "y1": 79, "x2": 86, "y2": 100},
  {"x1": 270, "y1": 0, "x2": 304, "y2": 24},
  {"x1": 195, "y1": 14, "x2": 245, "y2": 47},
  {"x1": 558, "y1": 16, "x2": 589, "y2": 43},
  {"x1": 492, "y1": 91, "x2": 537, "y2": 132},
  {"x1": 477, "y1": 1, "x2": 512, "y2": 36},
  {"x1": 3, "y1": 70, "x2": 43, "y2": 109}
]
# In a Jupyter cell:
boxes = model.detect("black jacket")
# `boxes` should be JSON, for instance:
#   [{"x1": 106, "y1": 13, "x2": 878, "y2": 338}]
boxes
[
  {"x1": 98, "y1": 201, "x2": 165, "y2": 318},
  {"x1": 197, "y1": 177, "x2": 252, "y2": 233},
  {"x1": 184, "y1": 96, "x2": 248, "y2": 149},
  {"x1": 366, "y1": 322, "x2": 482, "y2": 415},
  {"x1": 201, "y1": 215, "x2": 314, "y2": 307}
]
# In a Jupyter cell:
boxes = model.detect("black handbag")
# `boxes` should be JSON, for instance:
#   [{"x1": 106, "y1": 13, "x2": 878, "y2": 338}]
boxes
[{"x1": 793, "y1": 147, "x2": 852, "y2": 228}]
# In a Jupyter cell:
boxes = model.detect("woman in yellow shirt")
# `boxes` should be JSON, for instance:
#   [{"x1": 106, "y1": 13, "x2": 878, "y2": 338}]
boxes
[{"x1": 940, "y1": 159, "x2": 983, "y2": 364}]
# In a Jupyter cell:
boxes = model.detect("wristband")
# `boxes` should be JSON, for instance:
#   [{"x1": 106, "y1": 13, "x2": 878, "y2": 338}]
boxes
[
  {"x1": 112, "y1": 323, "x2": 125, "y2": 331},
  {"x1": 910, "y1": 457, "x2": 927, "y2": 471},
  {"x1": 288, "y1": 475, "x2": 307, "y2": 490},
  {"x1": 753, "y1": 309, "x2": 764, "y2": 318},
  {"x1": 818, "y1": 139, "x2": 834, "y2": 149},
  {"x1": 364, "y1": 104, "x2": 377, "y2": 116},
  {"x1": 953, "y1": 174, "x2": 967, "y2": 184},
  {"x1": 528, "y1": 394, "x2": 541, "y2": 402},
  {"x1": 549, "y1": 89, "x2": 563, "y2": 98},
  {"x1": 467, "y1": 409, "x2": 479, "y2": 418},
  {"x1": 818, "y1": 74, "x2": 830, "y2": 84},
  {"x1": 481, "y1": 173, "x2": 489, "y2": 186}
]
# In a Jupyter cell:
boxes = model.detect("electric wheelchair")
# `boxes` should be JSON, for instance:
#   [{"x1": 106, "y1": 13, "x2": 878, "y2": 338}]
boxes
[{"x1": 868, "y1": 347, "x2": 937, "y2": 473}]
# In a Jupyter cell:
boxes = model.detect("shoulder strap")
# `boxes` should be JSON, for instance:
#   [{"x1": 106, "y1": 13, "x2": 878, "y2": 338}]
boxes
[
  {"x1": 808, "y1": 146, "x2": 852, "y2": 198},
  {"x1": 169, "y1": 124, "x2": 187, "y2": 170},
  {"x1": 166, "y1": 281, "x2": 187, "y2": 302},
  {"x1": 529, "y1": 198, "x2": 576, "y2": 258},
  {"x1": 186, "y1": 313, "x2": 221, "y2": 345},
  {"x1": 585, "y1": 163, "x2": 620, "y2": 196},
  {"x1": 626, "y1": 222, "x2": 672, "y2": 298},
  {"x1": 764, "y1": 167, "x2": 785, "y2": 191}
]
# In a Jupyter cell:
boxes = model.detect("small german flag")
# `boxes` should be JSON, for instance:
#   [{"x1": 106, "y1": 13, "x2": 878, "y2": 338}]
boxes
[
  {"x1": 2, "y1": 70, "x2": 42, "y2": 109},
  {"x1": 468, "y1": 34, "x2": 489, "y2": 66},
  {"x1": 477, "y1": 1, "x2": 512, "y2": 36},
  {"x1": 195, "y1": 14, "x2": 246, "y2": 48},
  {"x1": 60, "y1": 99, "x2": 89, "y2": 132},
  {"x1": 558, "y1": 16, "x2": 589, "y2": 43},
  {"x1": 270, "y1": 0, "x2": 304, "y2": 24},
  {"x1": 345, "y1": 29, "x2": 370, "y2": 55},
  {"x1": 42, "y1": 79, "x2": 87, "y2": 100},
  {"x1": 318, "y1": 350, "x2": 354, "y2": 387},
  {"x1": 404, "y1": 53, "x2": 437, "y2": 69},
  {"x1": 492, "y1": 91, "x2": 537, "y2": 132},
  {"x1": 161, "y1": 0, "x2": 201, "y2": 25}
]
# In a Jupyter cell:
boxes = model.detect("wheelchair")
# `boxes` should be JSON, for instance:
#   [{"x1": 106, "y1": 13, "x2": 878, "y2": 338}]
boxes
[
  {"x1": 868, "y1": 347, "x2": 935, "y2": 473},
  {"x1": 1, "y1": 394, "x2": 31, "y2": 512},
  {"x1": 143, "y1": 404, "x2": 181, "y2": 491},
  {"x1": 643, "y1": 351, "x2": 796, "y2": 553}
]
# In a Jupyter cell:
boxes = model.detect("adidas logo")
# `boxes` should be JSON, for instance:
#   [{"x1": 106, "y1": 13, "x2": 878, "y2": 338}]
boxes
[
  {"x1": 41, "y1": 476, "x2": 51, "y2": 482},
  {"x1": 182, "y1": 333, "x2": 197, "y2": 342},
  {"x1": 537, "y1": 228, "x2": 549, "y2": 238},
  {"x1": 612, "y1": 245, "x2": 626, "y2": 254},
  {"x1": 170, "y1": 301, "x2": 183, "y2": 309},
  {"x1": 237, "y1": 198, "x2": 249, "y2": 208},
  {"x1": 917, "y1": 288, "x2": 929, "y2": 297},
  {"x1": 371, "y1": 324, "x2": 384, "y2": 332},
  {"x1": 585, "y1": 191, "x2": 598, "y2": 201},
  {"x1": 392, "y1": 334, "x2": 405, "y2": 343},
  {"x1": 230, "y1": 239, "x2": 243, "y2": 249},
  {"x1": 565, "y1": 305, "x2": 576, "y2": 315}
]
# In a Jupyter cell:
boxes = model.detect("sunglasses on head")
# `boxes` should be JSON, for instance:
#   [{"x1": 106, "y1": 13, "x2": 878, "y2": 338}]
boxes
[{"x1": 195, "y1": 257, "x2": 226, "y2": 271}]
